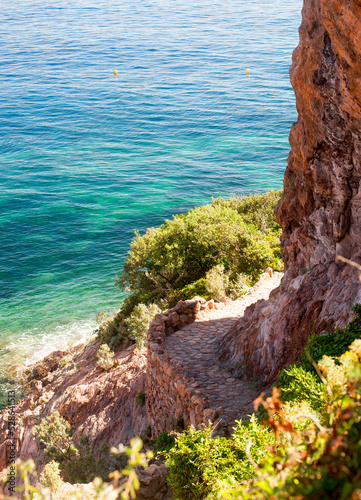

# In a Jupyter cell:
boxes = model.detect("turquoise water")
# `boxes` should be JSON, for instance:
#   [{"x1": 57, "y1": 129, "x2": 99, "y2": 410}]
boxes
[{"x1": 0, "y1": 0, "x2": 302, "y2": 377}]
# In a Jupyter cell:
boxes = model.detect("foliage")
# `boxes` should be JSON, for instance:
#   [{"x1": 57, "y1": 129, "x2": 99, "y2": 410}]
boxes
[
  {"x1": 96, "y1": 302, "x2": 161, "y2": 349},
  {"x1": 2, "y1": 437, "x2": 152, "y2": 500},
  {"x1": 96, "y1": 309, "x2": 131, "y2": 348},
  {"x1": 116, "y1": 193, "x2": 281, "y2": 301},
  {"x1": 148, "y1": 431, "x2": 177, "y2": 456},
  {"x1": 96, "y1": 344, "x2": 115, "y2": 371},
  {"x1": 276, "y1": 303, "x2": 361, "y2": 419},
  {"x1": 227, "y1": 273, "x2": 250, "y2": 299},
  {"x1": 212, "y1": 190, "x2": 282, "y2": 234},
  {"x1": 166, "y1": 417, "x2": 274, "y2": 500},
  {"x1": 205, "y1": 264, "x2": 229, "y2": 301},
  {"x1": 34, "y1": 413, "x2": 126, "y2": 485},
  {"x1": 224, "y1": 340, "x2": 361, "y2": 499},
  {"x1": 136, "y1": 392, "x2": 145, "y2": 405},
  {"x1": 97, "y1": 191, "x2": 282, "y2": 347},
  {"x1": 169, "y1": 278, "x2": 211, "y2": 305},
  {"x1": 60, "y1": 436, "x2": 127, "y2": 484},
  {"x1": 39, "y1": 460, "x2": 63, "y2": 493},
  {"x1": 276, "y1": 364, "x2": 327, "y2": 416},
  {"x1": 300, "y1": 303, "x2": 361, "y2": 372},
  {"x1": 34, "y1": 411, "x2": 77, "y2": 465},
  {"x1": 124, "y1": 303, "x2": 161, "y2": 349}
]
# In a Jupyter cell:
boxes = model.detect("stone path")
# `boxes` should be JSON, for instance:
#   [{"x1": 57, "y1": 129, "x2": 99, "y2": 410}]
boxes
[{"x1": 164, "y1": 272, "x2": 283, "y2": 430}]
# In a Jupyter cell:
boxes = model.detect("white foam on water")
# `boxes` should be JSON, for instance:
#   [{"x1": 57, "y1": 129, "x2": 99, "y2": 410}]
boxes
[{"x1": 0, "y1": 319, "x2": 98, "y2": 393}]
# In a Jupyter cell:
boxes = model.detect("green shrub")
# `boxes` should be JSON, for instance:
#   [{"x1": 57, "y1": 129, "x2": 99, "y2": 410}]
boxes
[
  {"x1": 169, "y1": 278, "x2": 211, "y2": 306},
  {"x1": 148, "y1": 431, "x2": 177, "y2": 455},
  {"x1": 39, "y1": 460, "x2": 63, "y2": 493},
  {"x1": 228, "y1": 273, "x2": 250, "y2": 299},
  {"x1": 96, "y1": 309, "x2": 131, "y2": 348},
  {"x1": 228, "y1": 340, "x2": 361, "y2": 499},
  {"x1": 136, "y1": 392, "x2": 145, "y2": 405},
  {"x1": 34, "y1": 411, "x2": 77, "y2": 465},
  {"x1": 96, "y1": 344, "x2": 115, "y2": 371},
  {"x1": 166, "y1": 417, "x2": 274, "y2": 500},
  {"x1": 61, "y1": 436, "x2": 126, "y2": 484},
  {"x1": 97, "y1": 192, "x2": 281, "y2": 347},
  {"x1": 277, "y1": 364, "x2": 327, "y2": 416},
  {"x1": 124, "y1": 303, "x2": 161, "y2": 349},
  {"x1": 97, "y1": 302, "x2": 160, "y2": 350},
  {"x1": 212, "y1": 190, "x2": 282, "y2": 234},
  {"x1": 34, "y1": 413, "x2": 126, "y2": 485},
  {"x1": 275, "y1": 303, "x2": 361, "y2": 417},
  {"x1": 8, "y1": 437, "x2": 153, "y2": 500},
  {"x1": 205, "y1": 264, "x2": 229, "y2": 301},
  {"x1": 300, "y1": 303, "x2": 361, "y2": 372},
  {"x1": 116, "y1": 194, "x2": 281, "y2": 303}
]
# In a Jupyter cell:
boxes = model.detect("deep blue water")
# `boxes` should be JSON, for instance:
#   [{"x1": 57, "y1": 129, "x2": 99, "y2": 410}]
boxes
[{"x1": 0, "y1": 0, "x2": 302, "y2": 375}]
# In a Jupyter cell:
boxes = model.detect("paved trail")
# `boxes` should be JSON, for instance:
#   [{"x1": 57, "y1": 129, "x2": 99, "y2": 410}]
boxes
[{"x1": 164, "y1": 272, "x2": 283, "y2": 430}]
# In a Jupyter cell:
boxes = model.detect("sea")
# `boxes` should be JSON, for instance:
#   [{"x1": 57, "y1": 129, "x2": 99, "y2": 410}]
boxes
[{"x1": 0, "y1": 0, "x2": 302, "y2": 402}]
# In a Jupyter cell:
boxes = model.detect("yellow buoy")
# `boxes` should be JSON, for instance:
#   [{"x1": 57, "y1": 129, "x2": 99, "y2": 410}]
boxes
[
  {"x1": 246, "y1": 68, "x2": 250, "y2": 74},
  {"x1": 114, "y1": 70, "x2": 118, "y2": 75}
]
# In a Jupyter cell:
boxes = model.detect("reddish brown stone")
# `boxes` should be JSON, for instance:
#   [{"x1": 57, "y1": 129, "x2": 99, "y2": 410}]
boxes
[{"x1": 218, "y1": 0, "x2": 361, "y2": 384}]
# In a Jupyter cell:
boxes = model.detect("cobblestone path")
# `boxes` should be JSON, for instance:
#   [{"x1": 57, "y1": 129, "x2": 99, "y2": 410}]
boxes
[{"x1": 164, "y1": 272, "x2": 283, "y2": 430}]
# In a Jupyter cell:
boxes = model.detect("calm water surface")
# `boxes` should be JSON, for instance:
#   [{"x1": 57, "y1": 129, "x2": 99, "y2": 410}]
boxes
[{"x1": 0, "y1": 0, "x2": 302, "y2": 395}]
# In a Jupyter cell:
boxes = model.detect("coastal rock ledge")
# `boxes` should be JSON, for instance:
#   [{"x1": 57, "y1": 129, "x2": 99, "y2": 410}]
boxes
[{"x1": 219, "y1": 0, "x2": 361, "y2": 383}]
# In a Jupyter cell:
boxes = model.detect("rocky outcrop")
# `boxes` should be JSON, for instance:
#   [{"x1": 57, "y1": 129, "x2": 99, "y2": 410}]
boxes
[
  {"x1": 219, "y1": 0, "x2": 361, "y2": 383},
  {"x1": 130, "y1": 462, "x2": 172, "y2": 500},
  {"x1": 0, "y1": 341, "x2": 148, "y2": 473}
]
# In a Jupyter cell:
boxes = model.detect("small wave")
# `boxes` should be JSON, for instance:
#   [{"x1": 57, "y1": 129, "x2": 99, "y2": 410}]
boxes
[
  {"x1": 4, "y1": 318, "x2": 98, "y2": 368},
  {"x1": 0, "y1": 318, "x2": 99, "y2": 407}
]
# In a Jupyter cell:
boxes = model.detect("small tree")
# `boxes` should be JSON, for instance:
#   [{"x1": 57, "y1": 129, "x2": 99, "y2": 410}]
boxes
[
  {"x1": 39, "y1": 460, "x2": 63, "y2": 493},
  {"x1": 124, "y1": 303, "x2": 161, "y2": 349},
  {"x1": 96, "y1": 344, "x2": 115, "y2": 371},
  {"x1": 34, "y1": 412, "x2": 77, "y2": 464}
]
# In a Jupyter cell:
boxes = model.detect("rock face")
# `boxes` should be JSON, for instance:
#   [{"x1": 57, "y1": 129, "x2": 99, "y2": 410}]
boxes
[
  {"x1": 219, "y1": 0, "x2": 361, "y2": 383},
  {"x1": 0, "y1": 341, "x2": 148, "y2": 474}
]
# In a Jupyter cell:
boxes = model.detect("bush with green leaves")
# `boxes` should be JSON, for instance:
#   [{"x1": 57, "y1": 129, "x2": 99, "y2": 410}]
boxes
[
  {"x1": 276, "y1": 303, "x2": 361, "y2": 419},
  {"x1": 300, "y1": 303, "x2": 361, "y2": 372},
  {"x1": 34, "y1": 412, "x2": 126, "y2": 485},
  {"x1": 61, "y1": 436, "x2": 127, "y2": 484},
  {"x1": 205, "y1": 264, "x2": 229, "y2": 301},
  {"x1": 148, "y1": 431, "x2": 177, "y2": 456},
  {"x1": 4, "y1": 437, "x2": 153, "y2": 500},
  {"x1": 276, "y1": 364, "x2": 327, "y2": 417},
  {"x1": 117, "y1": 195, "x2": 281, "y2": 303},
  {"x1": 212, "y1": 190, "x2": 282, "y2": 234},
  {"x1": 96, "y1": 301, "x2": 161, "y2": 349},
  {"x1": 136, "y1": 392, "x2": 145, "y2": 405},
  {"x1": 97, "y1": 191, "x2": 282, "y2": 347},
  {"x1": 34, "y1": 411, "x2": 77, "y2": 465},
  {"x1": 166, "y1": 416, "x2": 274, "y2": 500},
  {"x1": 225, "y1": 339, "x2": 361, "y2": 499},
  {"x1": 228, "y1": 272, "x2": 250, "y2": 299},
  {"x1": 168, "y1": 278, "x2": 211, "y2": 306},
  {"x1": 96, "y1": 344, "x2": 115, "y2": 371},
  {"x1": 38, "y1": 460, "x2": 63, "y2": 493},
  {"x1": 124, "y1": 303, "x2": 161, "y2": 349}
]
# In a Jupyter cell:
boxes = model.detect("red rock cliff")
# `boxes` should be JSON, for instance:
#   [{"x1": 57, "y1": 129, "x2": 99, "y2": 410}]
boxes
[{"x1": 219, "y1": 0, "x2": 361, "y2": 383}]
